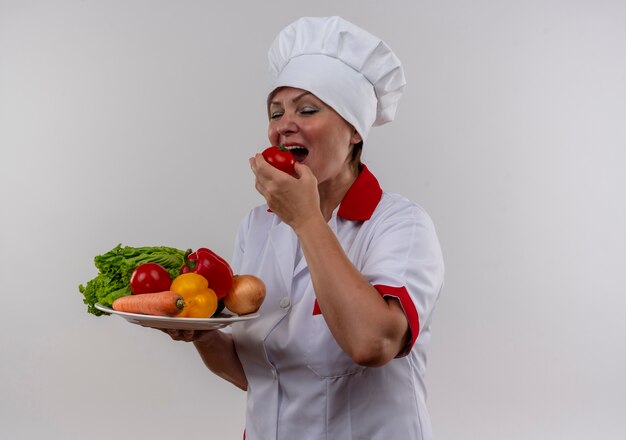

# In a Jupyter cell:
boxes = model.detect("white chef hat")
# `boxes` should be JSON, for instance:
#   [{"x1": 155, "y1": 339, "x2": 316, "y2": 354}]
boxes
[{"x1": 267, "y1": 16, "x2": 406, "y2": 142}]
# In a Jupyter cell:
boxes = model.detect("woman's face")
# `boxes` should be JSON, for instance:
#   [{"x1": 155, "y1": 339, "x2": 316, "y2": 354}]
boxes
[{"x1": 267, "y1": 87, "x2": 362, "y2": 184}]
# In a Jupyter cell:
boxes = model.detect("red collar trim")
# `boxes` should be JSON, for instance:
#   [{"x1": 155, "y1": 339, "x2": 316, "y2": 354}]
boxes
[{"x1": 337, "y1": 164, "x2": 383, "y2": 221}]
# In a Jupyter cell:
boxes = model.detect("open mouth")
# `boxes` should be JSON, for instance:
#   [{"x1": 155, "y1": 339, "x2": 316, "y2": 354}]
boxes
[{"x1": 283, "y1": 145, "x2": 309, "y2": 163}]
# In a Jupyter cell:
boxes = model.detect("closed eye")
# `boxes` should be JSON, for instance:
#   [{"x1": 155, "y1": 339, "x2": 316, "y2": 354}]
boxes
[{"x1": 300, "y1": 107, "x2": 318, "y2": 115}]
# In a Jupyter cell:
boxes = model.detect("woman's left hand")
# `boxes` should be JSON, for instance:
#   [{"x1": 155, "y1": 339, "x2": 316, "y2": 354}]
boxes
[
  {"x1": 160, "y1": 328, "x2": 216, "y2": 343},
  {"x1": 250, "y1": 153, "x2": 321, "y2": 229}
]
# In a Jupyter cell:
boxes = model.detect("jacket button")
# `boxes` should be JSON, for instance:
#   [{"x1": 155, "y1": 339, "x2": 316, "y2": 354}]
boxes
[{"x1": 279, "y1": 297, "x2": 290, "y2": 309}]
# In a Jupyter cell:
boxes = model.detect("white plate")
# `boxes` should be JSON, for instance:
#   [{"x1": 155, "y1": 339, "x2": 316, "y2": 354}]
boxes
[{"x1": 95, "y1": 303, "x2": 259, "y2": 330}]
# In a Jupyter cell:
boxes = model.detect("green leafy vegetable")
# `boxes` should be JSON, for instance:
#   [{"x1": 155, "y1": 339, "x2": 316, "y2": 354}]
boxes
[{"x1": 79, "y1": 244, "x2": 188, "y2": 316}]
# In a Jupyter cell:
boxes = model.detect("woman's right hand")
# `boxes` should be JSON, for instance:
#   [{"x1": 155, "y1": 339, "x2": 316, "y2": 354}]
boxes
[{"x1": 250, "y1": 154, "x2": 322, "y2": 230}]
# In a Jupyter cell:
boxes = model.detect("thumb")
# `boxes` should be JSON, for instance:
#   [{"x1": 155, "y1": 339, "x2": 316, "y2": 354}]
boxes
[{"x1": 293, "y1": 161, "x2": 312, "y2": 179}]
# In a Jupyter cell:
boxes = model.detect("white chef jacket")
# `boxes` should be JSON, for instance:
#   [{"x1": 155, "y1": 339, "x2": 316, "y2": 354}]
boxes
[{"x1": 231, "y1": 165, "x2": 444, "y2": 440}]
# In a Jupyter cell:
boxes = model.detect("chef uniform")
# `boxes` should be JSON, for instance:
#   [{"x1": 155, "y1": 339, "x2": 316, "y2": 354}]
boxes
[{"x1": 230, "y1": 17, "x2": 445, "y2": 440}]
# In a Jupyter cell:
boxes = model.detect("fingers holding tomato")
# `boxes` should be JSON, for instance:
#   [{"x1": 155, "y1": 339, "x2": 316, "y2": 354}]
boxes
[{"x1": 250, "y1": 151, "x2": 320, "y2": 228}]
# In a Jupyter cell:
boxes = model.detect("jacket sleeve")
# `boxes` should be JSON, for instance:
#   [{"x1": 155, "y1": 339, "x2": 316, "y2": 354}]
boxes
[
  {"x1": 360, "y1": 203, "x2": 444, "y2": 356},
  {"x1": 231, "y1": 209, "x2": 256, "y2": 275}
]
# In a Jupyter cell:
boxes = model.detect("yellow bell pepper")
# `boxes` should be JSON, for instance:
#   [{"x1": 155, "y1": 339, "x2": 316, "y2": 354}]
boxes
[{"x1": 170, "y1": 273, "x2": 218, "y2": 318}]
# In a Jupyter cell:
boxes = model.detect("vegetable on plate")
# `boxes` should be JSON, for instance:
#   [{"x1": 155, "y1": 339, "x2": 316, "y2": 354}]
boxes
[
  {"x1": 80, "y1": 244, "x2": 263, "y2": 319},
  {"x1": 169, "y1": 273, "x2": 218, "y2": 318},
  {"x1": 224, "y1": 274, "x2": 266, "y2": 315},
  {"x1": 130, "y1": 263, "x2": 172, "y2": 294},
  {"x1": 180, "y1": 247, "x2": 233, "y2": 300},
  {"x1": 112, "y1": 291, "x2": 185, "y2": 316},
  {"x1": 79, "y1": 244, "x2": 187, "y2": 316}
]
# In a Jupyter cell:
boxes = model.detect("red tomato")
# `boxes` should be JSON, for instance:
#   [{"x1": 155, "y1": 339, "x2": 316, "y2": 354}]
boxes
[
  {"x1": 130, "y1": 263, "x2": 172, "y2": 294},
  {"x1": 262, "y1": 146, "x2": 296, "y2": 175}
]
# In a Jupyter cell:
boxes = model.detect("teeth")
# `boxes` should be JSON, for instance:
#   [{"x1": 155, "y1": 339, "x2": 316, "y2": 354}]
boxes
[{"x1": 282, "y1": 145, "x2": 309, "y2": 163}]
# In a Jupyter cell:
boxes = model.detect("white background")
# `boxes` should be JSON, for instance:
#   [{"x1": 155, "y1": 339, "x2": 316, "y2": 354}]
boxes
[{"x1": 1, "y1": 1, "x2": 625, "y2": 439}]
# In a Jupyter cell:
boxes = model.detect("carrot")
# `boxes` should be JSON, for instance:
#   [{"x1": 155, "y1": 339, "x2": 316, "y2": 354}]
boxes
[{"x1": 112, "y1": 291, "x2": 185, "y2": 316}]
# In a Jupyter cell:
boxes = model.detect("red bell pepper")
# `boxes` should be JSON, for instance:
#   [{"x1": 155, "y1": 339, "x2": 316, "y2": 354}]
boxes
[{"x1": 180, "y1": 248, "x2": 233, "y2": 300}]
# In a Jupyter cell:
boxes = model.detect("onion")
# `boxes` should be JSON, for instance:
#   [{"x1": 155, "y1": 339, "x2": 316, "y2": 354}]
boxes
[{"x1": 224, "y1": 274, "x2": 266, "y2": 315}]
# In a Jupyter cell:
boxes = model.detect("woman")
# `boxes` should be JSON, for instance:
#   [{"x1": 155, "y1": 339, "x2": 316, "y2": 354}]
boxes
[{"x1": 167, "y1": 16, "x2": 444, "y2": 439}]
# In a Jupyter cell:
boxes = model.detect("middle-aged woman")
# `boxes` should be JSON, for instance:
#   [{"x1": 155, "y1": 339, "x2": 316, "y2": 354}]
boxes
[{"x1": 165, "y1": 16, "x2": 445, "y2": 440}]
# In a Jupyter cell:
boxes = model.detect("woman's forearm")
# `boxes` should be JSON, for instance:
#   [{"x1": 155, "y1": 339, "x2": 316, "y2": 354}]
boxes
[
  {"x1": 294, "y1": 215, "x2": 408, "y2": 367},
  {"x1": 193, "y1": 331, "x2": 248, "y2": 390}
]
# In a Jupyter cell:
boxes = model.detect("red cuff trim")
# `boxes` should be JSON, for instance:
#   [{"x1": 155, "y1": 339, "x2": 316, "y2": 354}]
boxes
[
  {"x1": 311, "y1": 285, "x2": 420, "y2": 354},
  {"x1": 374, "y1": 284, "x2": 420, "y2": 354},
  {"x1": 312, "y1": 299, "x2": 321, "y2": 315}
]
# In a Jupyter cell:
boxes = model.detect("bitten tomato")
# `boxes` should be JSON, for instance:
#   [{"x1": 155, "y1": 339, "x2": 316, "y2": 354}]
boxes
[
  {"x1": 262, "y1": 145, "x2": 296, "y2": 175},
  {"x1": 130, "y1": 263, "x2": 172, "y2": 294}
]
